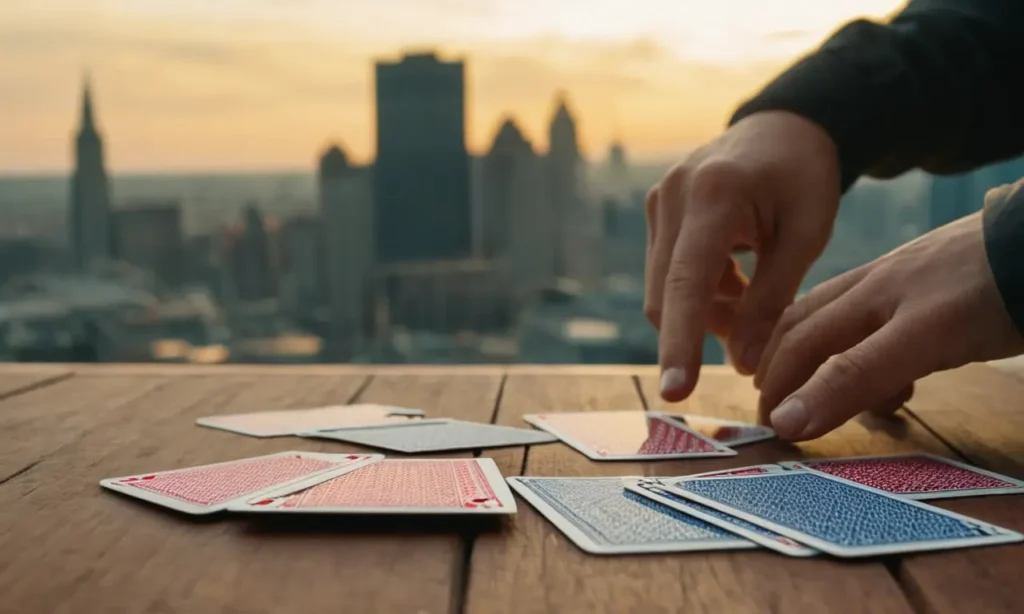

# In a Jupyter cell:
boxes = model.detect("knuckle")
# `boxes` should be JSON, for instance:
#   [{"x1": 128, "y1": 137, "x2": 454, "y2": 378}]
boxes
[
  {"x1": 777, "y1": 303, "x2": 805, "y2": 334},
  {"x1": 821, "y1": 349, "x2": 872, "y2": 393},
  {"x1": 689, "y1": 158, "x2": 746, "y2": 205}
]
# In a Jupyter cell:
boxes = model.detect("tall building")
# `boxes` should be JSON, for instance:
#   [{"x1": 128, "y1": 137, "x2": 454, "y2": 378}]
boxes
[
  {"x1": 319, "y1": 145, "x2": 373, "y2": 360},
  {"x1": 481, "y1": 117, "x2": 556, "y2": 297},
  {"x1": 226, "y1": 204, "x2": 277, "y2": 302},
  {"x1": 112, "y1": 202, "x2": 185, "y2": 287},
  {"x1": 277, "y1": 214, "x2": 325, "y2": 317},
  {"x1": 546, "y1": 93, "x2": 600, "y2": 286},
  {"x1": 69, "y1": 75, "x2": 113, "y2": 269},
  {"x1": 374, "y1": 52, "x2": 471, "y2": 263}
]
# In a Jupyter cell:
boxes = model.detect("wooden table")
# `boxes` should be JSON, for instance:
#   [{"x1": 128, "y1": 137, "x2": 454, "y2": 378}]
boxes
[{"x1": 1, "y1": 362, "x2": 1022, "y2": 614}]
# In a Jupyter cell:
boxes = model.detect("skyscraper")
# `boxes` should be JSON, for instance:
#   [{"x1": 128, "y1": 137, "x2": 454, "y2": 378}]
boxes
[
  {"x1": 373, "y1": 52, "x2": 471, "y2": 263},
  {"x1": 319, "y1": 144, "x2": 373, "y2": 360},
  {"x1": 112, "y1": 202, "x2": 185, "y2": 287},
  {"x1": 227, "y1": 204, "x2": 277, "y2": 302},
  {"x1": 69, "y1": 75, "x2": 113, "y2": 269}
]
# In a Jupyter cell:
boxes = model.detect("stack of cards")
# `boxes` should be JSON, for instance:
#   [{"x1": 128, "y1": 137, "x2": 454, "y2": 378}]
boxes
[
  {"x1": 101, "y1": 454, "x2": 516, "y2": 516},
  {"x1": 300, "y1": 419, "x2": 558, "y2": 453},
  {"x1": 511, "y1": 454, "x2": 1024, "y2": 558},
  {"x1": 523, "y1": 410, "x2": 773, "y2": 461}
]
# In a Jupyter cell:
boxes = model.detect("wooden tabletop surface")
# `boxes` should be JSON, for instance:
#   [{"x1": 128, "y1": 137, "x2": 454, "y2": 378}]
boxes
[{"x1": 1, "y1": 362, "x2": 1022, "y2": 614}]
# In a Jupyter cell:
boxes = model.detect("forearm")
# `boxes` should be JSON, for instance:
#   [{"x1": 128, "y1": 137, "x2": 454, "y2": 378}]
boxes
[
  {"x1": 984, "y1": 181, "x2": 1024, "y2": 334},
  {"x1": 732, "y1": 0, "x2": 1024, "y2": 191}
]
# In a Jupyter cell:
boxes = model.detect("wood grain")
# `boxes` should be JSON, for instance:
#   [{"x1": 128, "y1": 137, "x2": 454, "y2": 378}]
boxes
[
  {"x1": 467, "y1": 371, "x2": 914, "y2": 614},
  {"x1": 895, "y1": 364, "x2": 1024, "y2": 614},
  {"x1": 0, "y1": 369, "x2": 70, "y2": 401},
  {"x1": 0, "y1": 372, "x2": 499, "y2": 614}
]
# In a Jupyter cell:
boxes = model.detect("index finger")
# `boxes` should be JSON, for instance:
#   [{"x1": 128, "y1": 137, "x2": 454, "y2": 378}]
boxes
[{"x1": 658, "y1": 202, "x2": 735, "y2": 401}]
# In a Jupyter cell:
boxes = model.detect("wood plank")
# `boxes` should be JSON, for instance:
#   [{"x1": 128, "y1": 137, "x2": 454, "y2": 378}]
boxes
[
  {"x1": 0, "y1": 372, "x2": 497, "y2": 614},
  {"x1": 0, "y1": 374, "x2": 167, "y2": 482},
  {"x1": 895, "y1": 364, "x2": 1024, "y2": 614},
  {"x1": 469, "y1": 372, "x2": 914, "y2": 614},
  {"x1": 0, "y1": 370, "x2": 70, "y2": 401}
]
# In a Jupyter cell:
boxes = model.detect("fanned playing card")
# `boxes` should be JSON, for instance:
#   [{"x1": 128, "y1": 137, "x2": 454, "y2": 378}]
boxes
[
  {"x1": 229, "y1": 458, "x2": 517, "y2": 515},
  {"x1": 688, "y1": 464, "x2": 787, "y2": 479},
  {"x1": 100, "y1": 452, "x2": 383, "y2": 515},
  {"x1": 301, "y1": 419, "x2": 557, "y2": 453},
  {"x1": 522, "y1": 410, "x2": 736, "y2": 461},
  {"x1": 656, "y1": 412, "x2": 776, "y2": 447},
  {"x1": 661, "y1": 470, "x2": 1023, "y2": 557},
  {"x1": 780, "y1": 453, "x2": 1024, "y2": 500},
  {"x1": 507, "y1": 477, "x2": 757, "y2": 555},
  {"x1": 196, "y1": 404, "x2": 424, "y2": 438},
  {"x1": 626, "y1": 479, "x2": 816, "y2": 557}
]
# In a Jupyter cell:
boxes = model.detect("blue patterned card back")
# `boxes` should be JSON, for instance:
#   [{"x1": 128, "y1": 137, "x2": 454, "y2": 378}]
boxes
[
  {"x1": 677, "y1": 472, "x2": 997, "y2": 548},
  {"x1": 515, "y1": 477, "x2": 743, "y2": 548}
]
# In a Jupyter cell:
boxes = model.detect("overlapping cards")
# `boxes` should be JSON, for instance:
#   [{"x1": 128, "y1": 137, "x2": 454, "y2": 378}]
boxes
[
  {"x1": 510, "y1": 454, "x2": 1024, "y2": 558},
  {"x1": 101, "y1": 453, "x2": 517, "y2": 516}
]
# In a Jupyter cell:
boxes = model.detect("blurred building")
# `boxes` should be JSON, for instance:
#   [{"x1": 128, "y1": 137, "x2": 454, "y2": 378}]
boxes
[
  {"x1": 224, "y1": 204, "x2": 277, "y2": 302},
  {"x1": 69, "y1": 75, "x2": 113, "y2": 268},
  {"x1": 480, "y1": 118, "x2": 557, "y2": 300},
  {"x1": 546, "y1": 94, "x2": 601, "y2": 287},
  {"x1": 373, "y1": 52, "x2": 471, "y2": 263},
  {"x1": 277, "y1": 213, "x2": 325, "y2": 318},
  {"x1": 0, "y1": 238, "x2": 61, "y2": 285},
  {"x1": 319, "y1": 145, "x2": 374, "y2": 360},
  {"x1": 112, "y1": 202, "x2": 185, "y2": 288}
]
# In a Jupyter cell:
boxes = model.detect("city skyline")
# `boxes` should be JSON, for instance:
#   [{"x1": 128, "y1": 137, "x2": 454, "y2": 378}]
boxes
[{"x1": 2, "y1": 0, "x2": 905, "y2": 173}]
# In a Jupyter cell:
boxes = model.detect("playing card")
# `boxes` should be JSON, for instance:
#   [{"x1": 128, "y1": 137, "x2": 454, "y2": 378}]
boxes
[
  {"x1": 627, "y1": 479, "x2": 816, "y2": 557},
  {"x1": 229, "y1": 458, "x2": 517, "y2": 515},
  {"x1": 196, "y1": 404, "x2": 424, "y2": 438},
  {"x1": 687, "y1": 464, "x2": 787, "y2": 478},
  {"x1": 661, "y1": 470, "x2": 1023, "y2": 557},
  {"x1": 300, "y1": 419, "x2": 557, "y2": 453},
  {"x1": 100, "y1": 452, "x2": 383, "y2": 515},
  {"x1": 522, "y1": 410, "x2": 737, "y2": 461},
  {"x1": 506, "y1": 476, "x2": 757, "y2": 555},
  {"x1": 657, "y1": 412, "x2": 776, "y2": 447},
  {"x1": 780, "y1": 453, "x2": 1024, "y2": 500}
]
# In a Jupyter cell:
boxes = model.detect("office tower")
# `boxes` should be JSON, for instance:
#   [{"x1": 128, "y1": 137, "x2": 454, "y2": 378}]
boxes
[
  {"x1": 112, "y1": 202, "x2": 185, "y2": 287},
  {"x1": 546, "y1": 93, "x2": 600, "y2": 286},
  {"x1": 319, "y1": 144, "x2": 373, "y2": 360},
  {"x1": 69, "y1": 75, "x2": 113, "y2": 269},
  {"x1": 481, "y1": 117, "x2": 556, "y2": 297},
  {"x1": 227, "y1": 204, "x2": 276, "y2": 302},
  {"x1": 278, "y1": 214, "x2": 325, "y2": 317},
  {"x1": 373, "y1": 52, "x2": 471, "y2": 263}
]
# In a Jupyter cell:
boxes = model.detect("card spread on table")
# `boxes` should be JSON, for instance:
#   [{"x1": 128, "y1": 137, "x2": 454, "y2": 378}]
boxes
[
  {"x1": 662, "y1": 471, "x2": 1023, "y2": 557},
  {"x1": 657, "y1": 413, "x2": 776, "y2": 447},
  {"x1": 780, "y1": 454, "x2": 1024, "y2": 500},
  {"x1": 507, "y1": 477, "x2": 756, "y2": 555},
  {"x1": 99, "y1": 452, "x2": 383, "y2": 515},
  {"x1": 196, "y1": 404, "x2": 425, "y2": 438},
  {"x1": 300, "y1": 419, "x2": 557, "y2": 453},
  {"x1": 688, "y1": 464, "x2": 787, "y2": 479},
  {"x1": 627, "y1": 479, "x2": 817, "y2": 557},
  {"x1": 522, "y1": 410, "x2": 736, "y2": 461},
  {"x1": 229, "y1": 458, "x2": 516, "y2": 514}
]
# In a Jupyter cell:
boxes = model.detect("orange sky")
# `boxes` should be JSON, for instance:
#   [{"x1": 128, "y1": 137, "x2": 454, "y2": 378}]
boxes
[{"x1": 0, "y1": 0, "x2": 905, "y2": 173}]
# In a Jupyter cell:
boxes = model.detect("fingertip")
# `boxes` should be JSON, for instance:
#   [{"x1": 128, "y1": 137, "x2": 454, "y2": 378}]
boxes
[
  {"x1": 769, "y1": 396, "x2": 809, "y2": 440},
  {"x1": 659, "y1": 366, "x2": 691, "y2": 402}
]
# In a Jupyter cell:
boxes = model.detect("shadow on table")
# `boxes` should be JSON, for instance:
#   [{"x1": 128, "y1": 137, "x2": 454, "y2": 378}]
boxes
[{"x1": 236, "y1": 513, "x2": 508, "y2": 536}]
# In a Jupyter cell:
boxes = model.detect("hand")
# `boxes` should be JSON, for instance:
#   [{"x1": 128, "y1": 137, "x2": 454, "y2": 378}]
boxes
[
  {"x1": 756, "y1": 210, "x2": 1024, "y2": 441},
  {"x1": 645, "y1": 111, "x2": 841, "y2": 401}
]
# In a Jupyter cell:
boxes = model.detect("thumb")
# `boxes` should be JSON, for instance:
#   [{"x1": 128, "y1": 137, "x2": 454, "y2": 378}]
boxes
[
  {"x1": 729, "y1": 227, "x2": 820, "y2": 375},
  {"x1": 768, "y1": 318, "x2": 929, "y2": 441}
]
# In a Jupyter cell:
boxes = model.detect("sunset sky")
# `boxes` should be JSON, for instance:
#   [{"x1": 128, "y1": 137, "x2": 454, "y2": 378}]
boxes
[{"x1": 1, "y1": 0, "x2": 905, "y2": 174}]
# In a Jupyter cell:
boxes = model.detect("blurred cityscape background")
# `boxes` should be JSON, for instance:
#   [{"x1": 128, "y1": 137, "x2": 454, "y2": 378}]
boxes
[{"x1": 3, "y1": 1, "x2": 1023, "y2": 366}]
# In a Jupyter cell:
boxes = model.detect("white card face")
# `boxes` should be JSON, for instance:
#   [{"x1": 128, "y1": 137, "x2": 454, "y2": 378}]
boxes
[
  {"x1": 522, "y1": 410, "x2": 737, "y2": 461},
  {"x1": 229, "y1": 458, "x2": 517, "y2": 515},
  {"x1": 99, "y1": 452, "x2": 384, "y2": 515},
  {"x1": 507, "y1": 476, "x2": 757, "y2": 555},
  {"x1": 778, "y1": 453, "x2": 1024, "y2": 500},
  {"x1": 659, "y1": 471, "x2": 1023, "y2": 557},
  {"x1": 683, "y1": 464, "x2": 788, "y2": 479},
  {"x1": 653, "y1": 412, "x2": 776, "y2": 447},
  {"x1": 196, "y1": 404, "x2": 425, "y2": 438},
  {"x1": 300, "y1": 419, "x2": 557, "y2": 453},
  {"x1": 626, "y1": 479, "x2": 817, "y2": 557}
]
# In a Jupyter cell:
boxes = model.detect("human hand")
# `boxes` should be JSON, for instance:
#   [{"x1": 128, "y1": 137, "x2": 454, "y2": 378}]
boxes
[
  {"x1": 645, "y1": 111, "x2": 841, "y2": 401},
  {"x1": 756, "y1": 209, "x2": 1024, "y2": 441}
]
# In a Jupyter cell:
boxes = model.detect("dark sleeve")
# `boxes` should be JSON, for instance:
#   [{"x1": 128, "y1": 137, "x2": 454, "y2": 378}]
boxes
[
  {"x1": 984, "y1": 181, "x2": 1024, "y2": 334},
  {"x1": 730, "y1": 0, "x2": 1024, "y2": 191}
]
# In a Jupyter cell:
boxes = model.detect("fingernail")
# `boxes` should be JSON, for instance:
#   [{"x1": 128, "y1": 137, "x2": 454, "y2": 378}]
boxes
[
  {"x1": 770, "y1": 397, "x2": 808, "y2": 438},
  {"x1": 741, "y1": 342, "x2": 766, "y2": 374},
  {"x1": 660, "y1": 367, "x2": 687, "y2": 396}
]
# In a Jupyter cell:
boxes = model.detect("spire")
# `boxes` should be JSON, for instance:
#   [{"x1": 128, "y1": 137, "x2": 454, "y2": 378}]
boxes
[{"x1": 80, "y1": 71, "x2": 96, "y2": 132}]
